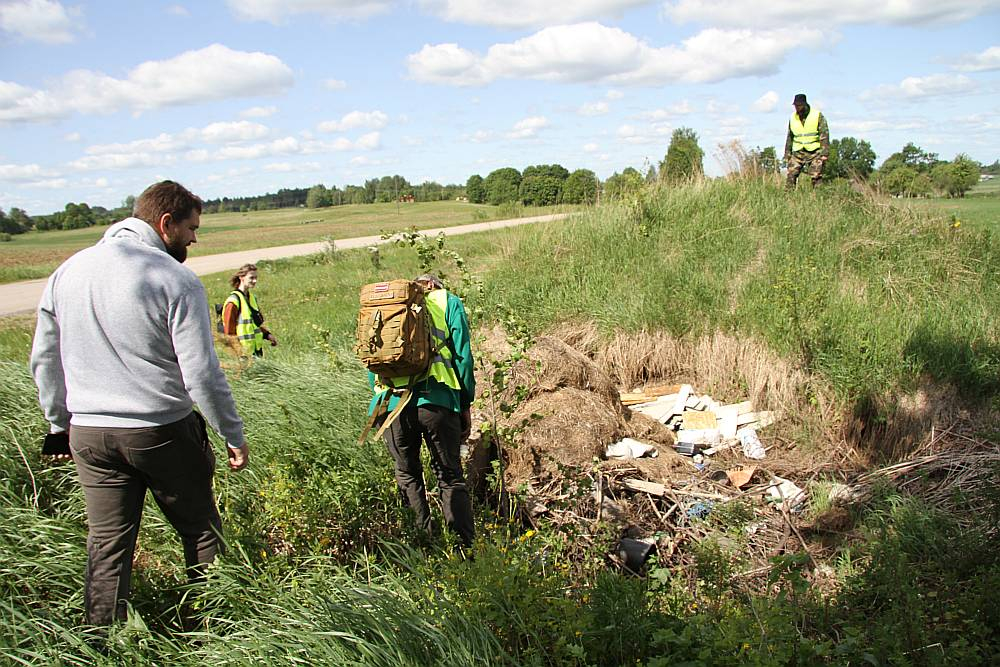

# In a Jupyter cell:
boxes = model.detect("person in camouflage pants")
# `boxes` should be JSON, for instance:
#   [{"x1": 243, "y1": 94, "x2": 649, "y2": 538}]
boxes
[{"x1": 784, "y1": 93, "x2": 829, "y2": 189}]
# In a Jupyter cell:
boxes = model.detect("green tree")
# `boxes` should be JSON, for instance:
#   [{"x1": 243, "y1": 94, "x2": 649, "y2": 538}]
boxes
[
  {"x1": 660, "y1": 127, "x2": 704, "y2": 182},
  {"x1": 910, "y1": 172, "x2": 933, "y2": 197},
  {"x1": 879, "y1": 142, "x2": 939, "y2": 174},
  {"x1": 0, "y1": 207, "x2": 31, "y2": 234},
  {"x1": 882, "y1": 166, "x2": 917, "y2": 196},
  {"x1": 824, "y1": 137, "x2": 876, "y2": 181},
  {"x1": 466, "y1": 175, "x2": 485, "y2": 203},
  {"x1": 563, "y1": 169, "x2": 598, "y2": 204},
  {"x1": 519, "y1": 175, "x2": 562, "y2": 206},
  {"x1": 483, "y1": 167, "x2": 522, "y2": 205},
  {"x1": 603, "y1": 167, "x2": 644, "y2": 199},
  {"x1": 932, "y1": 155, "x2": 980, "y2": 198},
  {"x1": 62, "y1": 202, "x2": 95, "y2": 230},
  {"x1": 306, "y1": 184, "x2": 332, "y2": 208},
  {"x1": 522, "y1": 164, "x2": 569, "y2": 182}
]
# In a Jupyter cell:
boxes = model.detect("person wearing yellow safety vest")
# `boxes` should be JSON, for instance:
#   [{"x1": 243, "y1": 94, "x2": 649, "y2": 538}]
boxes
[
  {"x1": 784, "y1": 93, "x2": 830, "y2": 189},
  {"x1": 367, "y1": 273, "x2": 476, "y2": 549},
  {"x1": 222, "y1": 264, "x2": 277, "y2": 357}
]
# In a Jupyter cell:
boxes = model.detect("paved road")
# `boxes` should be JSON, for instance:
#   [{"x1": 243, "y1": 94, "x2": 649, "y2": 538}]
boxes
[{"x1": 0, "y1": 212, "x2": 570, "y2": 317}]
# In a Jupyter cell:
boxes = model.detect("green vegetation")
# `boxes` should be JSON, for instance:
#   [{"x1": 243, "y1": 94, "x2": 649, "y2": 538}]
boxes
[
  {"x1": 0, "y1": 200, "x2": 574, "y2": 285},
  {"x1": 1, "y1": 177, "x2": 998, "y2": 664},
  {"x1": 660, "y1": 127, "x2": 705, "y2": 182}
]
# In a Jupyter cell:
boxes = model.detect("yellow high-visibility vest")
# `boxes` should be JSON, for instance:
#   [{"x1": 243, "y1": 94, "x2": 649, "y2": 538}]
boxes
[
  {"x1": 789, "y1": 107, "x2": 821, "y2": 152},
  {"x1": 375, "y1": 289, "x2": 460, "y2": 392},
  {"x1": 225, "y1": 290, "x2": 264, "y2": 355}
]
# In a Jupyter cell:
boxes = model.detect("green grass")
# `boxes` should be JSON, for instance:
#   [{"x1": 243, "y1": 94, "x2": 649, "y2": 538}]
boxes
[
  {"x1": 898, "y1": 184, "x2": 1000, "y2": 232},
  {"x1": 1, "y1": 178, "x2": 998, "y2": 664},
  {"x1": 0, "y1": 200, "x2": 576, "y2": 284}
]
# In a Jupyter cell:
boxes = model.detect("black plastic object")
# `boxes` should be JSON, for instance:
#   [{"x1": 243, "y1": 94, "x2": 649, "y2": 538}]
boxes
[
  {"x1": 617, "y1": 537, "x2": 656, "y2": 573},
  {"x1": 42, "y1": 432, "x2": 70, "y2": 456}
]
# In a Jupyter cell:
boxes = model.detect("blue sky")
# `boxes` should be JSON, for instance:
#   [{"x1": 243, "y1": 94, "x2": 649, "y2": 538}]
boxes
[{"x1": 1, "y1": 0, "x2": 998, "y2": 215}]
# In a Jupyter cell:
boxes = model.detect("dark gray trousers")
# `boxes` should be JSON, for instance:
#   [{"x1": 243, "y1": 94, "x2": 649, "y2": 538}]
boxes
[
  {"x1": 69, "y1": 412, "x2": 221, "y2": 625},
  {"x1": 382, "y1": 403, "x2": 474, "y2": 547}
]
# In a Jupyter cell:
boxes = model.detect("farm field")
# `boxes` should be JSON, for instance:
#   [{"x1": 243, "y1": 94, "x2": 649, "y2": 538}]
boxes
[
  {"x1": 1, "y1": 178, "x2": 998, "y2": 665},
  {"x1": 902, "y1": 186, "x2": 1000, "y2": 231},
  {"x1": 0, "y1": 200, "x2": 576, "y2": 284}
]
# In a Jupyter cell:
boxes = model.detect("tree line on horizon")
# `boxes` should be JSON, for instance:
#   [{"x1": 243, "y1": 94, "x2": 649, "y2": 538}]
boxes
[{"x1": 2, "y1": 128, "x2": 997, "y2": 240}]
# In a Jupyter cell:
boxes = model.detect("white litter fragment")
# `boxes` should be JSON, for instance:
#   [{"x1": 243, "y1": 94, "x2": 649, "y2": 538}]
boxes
[
  {"x1": 630, "y1": 394, "x2": 678, "y2": 422},
  {"x1": 605, "y1": 438, "x2": 659, "y2": 459},
  {"x1": 738, "y1": 427, "x2": 766, "y2": 460},
  {"x1": 768, "y1": 476, "x2": 806, "y2": 509},
  {"x1": 676, "y1": 429, "x2": 721, "y2": 446}
]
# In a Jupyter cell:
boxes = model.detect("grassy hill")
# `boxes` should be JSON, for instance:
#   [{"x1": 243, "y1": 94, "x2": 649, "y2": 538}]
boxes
[{"x1": 1, "y1": 177, "x2": 998, "y2": 665}]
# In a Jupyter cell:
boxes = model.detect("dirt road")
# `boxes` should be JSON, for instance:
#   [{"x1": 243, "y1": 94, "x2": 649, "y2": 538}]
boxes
[{"x1": 0, "y1": 212, "x2": 570, "y2": 317}]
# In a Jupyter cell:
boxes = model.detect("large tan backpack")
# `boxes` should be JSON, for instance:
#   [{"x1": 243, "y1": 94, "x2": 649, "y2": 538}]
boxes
[{"x1": 355, "y1": 279, "x2": 431, "y2": 380}]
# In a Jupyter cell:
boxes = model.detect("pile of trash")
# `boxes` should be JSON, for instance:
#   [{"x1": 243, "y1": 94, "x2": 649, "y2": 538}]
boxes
[
  {"x1": 467, "y1": 328, "x2": 998, "y2": 577},
  {"x1": 467, "y1": 331, "x2": 814, "y2": 576}
]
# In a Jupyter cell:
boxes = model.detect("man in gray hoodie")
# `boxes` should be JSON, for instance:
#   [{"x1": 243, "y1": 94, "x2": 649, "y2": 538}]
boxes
[{"x1": 30, "y1": 180, "x2": 251, "y2": 625}]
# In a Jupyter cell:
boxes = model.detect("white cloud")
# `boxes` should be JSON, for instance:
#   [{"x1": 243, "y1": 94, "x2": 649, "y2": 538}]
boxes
[
  {"x1": 663, "y1": 0, "x2": 1000, "y2": 28},
  {"x1": 466, "y1": 129, "x2": 495, "y2": 143},
  {"x1": 0, "y1": 162, "x2": 60, "y2": 182},
  {"x1": 507, "y1": 116, "x2": 548, "y2": 139},
  {"x1": 227, "y1": 0, "x2": 391, "y2": 23},
  {"x1": 407, "y1": 22, "x2": 827, "y2": 87},
  {"x1": 199, "y1": 121, "x2": 270, "y2": 143},
  {"x1": 0, "y1": 0, "x2": 79, "y2": 44},
  {"x1": 0, "y1": 44, "x2": 294, "y2": 123},
  {"x1": 63, "y1": 131, "x2": 80, "y2": 142},
  {"x1": 615, "y1": 122, "x2": 673, "y2": 144},
  {"x1": 583, "y1": 142, "x2": 599, "y2": 152},
  {"x1": 324, "y1": 78, "x2": 348, "y2": 90},
  {"x1": 240, "y1": 105, "x2": 277, "y2": 118},
  {"x1": 639, "y1": 100, "x2": 693, "y2": 120},
  {"x1": 954, "y1": 45, "x2": 1000, "y2": 72},
  {"x1": 263, "y1": 161, "x2": 321, "y2": 172},
  {"x1": 861, "y1": 73, "x2": 977, "y2": 100},
  {"x1": 23, "y1": 177, "x2": 68, "y2": 189},
  {"x1": 85, "y1": 133, "x2": 187, "y2": 156},
  {"x1": 706, "y1": 99, "x2": 739, "y2": 114},
  {"x1": 166, "y1": 4, "x2": 190, "y2": 17},
  {"x1": 317, "y1": 110, "x2": 389, "y2": 132},
  {"x1": 606, "y1": 89, "x2": 624, "y2": 99},
  {"x1": 751, "y1": 90, "x2": 779, "y2": 112},
  {"x1": 349, "y1": 155, "x2": 395, "y2": 166},
  {"x1": 69, "y1": 152, "x2": 169, "y2": 171},
  {"x1": 835, "y1": 118, "x2": 928, "y2": 133},
  {"x1": 579, "y1": 100, "x2": 610, "y2": 115},
  {"x1": 419, "y1": 0, "x2": 651, "y2": 29}
]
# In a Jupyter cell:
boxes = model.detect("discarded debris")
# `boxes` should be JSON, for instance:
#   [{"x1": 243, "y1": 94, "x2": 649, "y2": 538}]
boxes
[
  {"x1": 725, "y1": 465, "x2": 758, "y2": 489},
  {"x1": 767, "y1": 476, "x2": 806, "y2": 510},
  {"x1": 738, "y1": 428, "x2": 766, "y2": 460},
  {"x1": 606, "y1": 438, "x2": 659, "y2": 459}
]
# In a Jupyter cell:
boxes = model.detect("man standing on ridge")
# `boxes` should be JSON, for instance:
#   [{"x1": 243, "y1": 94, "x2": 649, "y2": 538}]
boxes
[
  {"x1": 367, "y1": 274, "x2": 476, "y2": 550},
  {"x1": 30, "y1": 180, "x2": 251, "y2": 625},
  {"x1": 784, "y1": 93, "x2": 829, "y2": 189}
]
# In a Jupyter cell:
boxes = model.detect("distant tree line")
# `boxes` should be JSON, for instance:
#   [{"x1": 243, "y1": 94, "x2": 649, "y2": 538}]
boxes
[
  {"x1": 464, "y1": 164, "x2": 598, "y2": 206},
  {"x1": 2, "y1": 131, "x2": 994, "y2": 240}
]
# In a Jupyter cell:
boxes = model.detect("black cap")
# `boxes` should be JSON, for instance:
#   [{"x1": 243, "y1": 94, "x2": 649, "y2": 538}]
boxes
[{"x1": 793, "y1": 93, "x2": 808, "y2": 105}]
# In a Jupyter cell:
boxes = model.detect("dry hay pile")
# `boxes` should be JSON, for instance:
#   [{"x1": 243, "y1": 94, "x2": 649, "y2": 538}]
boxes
[{"x1": 472, "y1": 326, "x2": 686, "y2": 491}]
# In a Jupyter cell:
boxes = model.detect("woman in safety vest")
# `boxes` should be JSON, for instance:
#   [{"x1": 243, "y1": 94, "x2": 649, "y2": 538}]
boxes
[{"x1": 221, "y1": 263, "x2": 277, "y2": 357}]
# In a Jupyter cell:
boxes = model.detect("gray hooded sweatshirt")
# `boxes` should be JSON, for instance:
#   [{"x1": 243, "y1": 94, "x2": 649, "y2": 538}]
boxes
[{"x1": 30, "y1": 217, "x2": 245, "y2": 447}]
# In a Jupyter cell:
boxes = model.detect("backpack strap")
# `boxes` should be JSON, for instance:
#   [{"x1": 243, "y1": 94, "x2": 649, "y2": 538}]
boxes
[{"x1": 357, "y1": 386, "x2": 414, "y2": 445}]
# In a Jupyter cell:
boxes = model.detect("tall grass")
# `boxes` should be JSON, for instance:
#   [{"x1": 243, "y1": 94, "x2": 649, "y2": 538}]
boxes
[{"x1": 1, "y1": 177, "x2": 998, "y2": 664}]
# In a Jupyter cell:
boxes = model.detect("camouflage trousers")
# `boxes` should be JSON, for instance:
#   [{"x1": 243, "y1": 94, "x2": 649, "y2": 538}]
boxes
[{"x1": 786, "y1": 150, "x2": 825, "y2": 188}]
